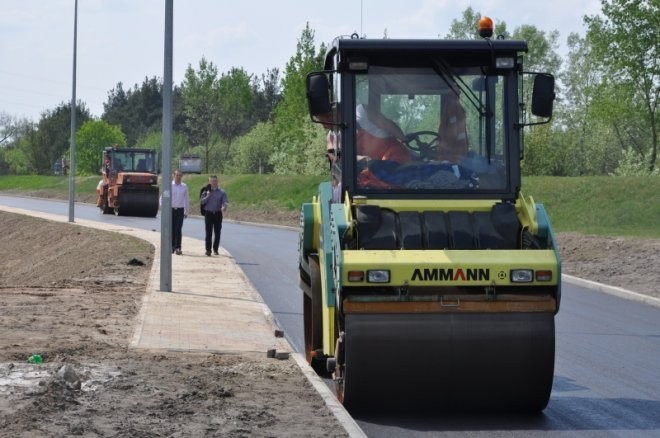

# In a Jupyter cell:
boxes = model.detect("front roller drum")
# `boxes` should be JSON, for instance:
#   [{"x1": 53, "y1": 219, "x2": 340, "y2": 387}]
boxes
[
  {"x1": 339, "y1": 312, "x2": 555, "y2": 413},
  {"x1": 115, "y1": 188, "x2": 159, "y2": 217}
]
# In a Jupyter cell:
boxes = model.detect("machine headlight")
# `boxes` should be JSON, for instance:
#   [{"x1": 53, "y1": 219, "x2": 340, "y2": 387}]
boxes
[
  {"x1": 510, "y1": 269, "x2": 533, "y2": 283},
  {"x1": 367, "y1": 270, "x2": 390, "y2": 283},
  {"x1": 495, "y1": 57, "x2": 515, "y2": 68}
]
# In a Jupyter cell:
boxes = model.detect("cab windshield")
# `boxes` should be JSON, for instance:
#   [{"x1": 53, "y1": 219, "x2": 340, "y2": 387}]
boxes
[
  {"x1": 111, "y1": 150, "x2": 157, "y2": 173},
  {"x1": 353, "y1": 65, "x2": 510, "y2": 194}
]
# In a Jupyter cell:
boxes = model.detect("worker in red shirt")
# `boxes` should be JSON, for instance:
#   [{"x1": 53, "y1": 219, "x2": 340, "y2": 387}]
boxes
[{"x1": 355, "y1": 104, "x2": 412, "y2": 188}]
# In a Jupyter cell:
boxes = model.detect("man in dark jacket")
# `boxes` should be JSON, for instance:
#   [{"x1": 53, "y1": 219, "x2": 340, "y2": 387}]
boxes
[{"x1": 199, "y1": 175, "x2": 229, "y2": 256}]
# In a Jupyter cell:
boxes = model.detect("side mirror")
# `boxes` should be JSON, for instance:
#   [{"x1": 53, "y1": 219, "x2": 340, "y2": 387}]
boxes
[
  {"x1": 531, "y1": 73, "x2": 555, "y2": 119},
  {"x1": 306, "y1": 72, "x2": 331, "y2": 116}
]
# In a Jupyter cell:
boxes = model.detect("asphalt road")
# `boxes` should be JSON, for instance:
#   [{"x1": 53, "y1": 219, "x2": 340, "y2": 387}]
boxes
[{"x1": 2, "y1": 195, "x2": 659, "y2": 437}]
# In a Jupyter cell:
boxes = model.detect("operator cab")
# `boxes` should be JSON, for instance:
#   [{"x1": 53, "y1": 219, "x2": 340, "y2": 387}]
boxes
[
  {"x1": 308, "y1": 37, "x2": 554, "y2": 202},
  {"x1": 103, "y1": 147, "x2": 158, "y2": 174}
]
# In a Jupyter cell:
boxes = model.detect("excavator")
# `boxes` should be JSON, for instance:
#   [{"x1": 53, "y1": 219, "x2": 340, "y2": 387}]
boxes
[
  {"x1": 96, "y1": 146, "x2": 159, "y2": 217},
  {"x1": 298, "y1": 17, "x2": 561, "y2": 412}
]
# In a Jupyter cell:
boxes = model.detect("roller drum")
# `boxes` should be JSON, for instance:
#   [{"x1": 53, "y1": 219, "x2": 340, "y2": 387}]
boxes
[
  {"x1": 116, "y1": 187, "x2": 159, "y2": 217},
  {"x1": 342, "y1": 312, "x2": 555, "y2": 413}
]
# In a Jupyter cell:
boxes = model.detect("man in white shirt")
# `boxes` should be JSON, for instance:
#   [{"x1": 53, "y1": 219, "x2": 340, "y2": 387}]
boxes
[{"x1": 171, "y1": 170, "x2": 190, "y2": 255}]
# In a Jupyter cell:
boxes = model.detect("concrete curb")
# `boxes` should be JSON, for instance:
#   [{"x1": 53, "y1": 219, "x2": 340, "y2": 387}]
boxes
[
  {"x1": 562, "y1": 273, "x2": 660, "y2": 309},
  {"x1": 290, "y1": 353, "x2": 367, "y2": 438}
]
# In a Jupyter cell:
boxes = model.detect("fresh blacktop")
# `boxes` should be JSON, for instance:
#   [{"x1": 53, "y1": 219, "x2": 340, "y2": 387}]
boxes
[{"x1": 0, "y1": 204, "x2": 366, "y2": 438}]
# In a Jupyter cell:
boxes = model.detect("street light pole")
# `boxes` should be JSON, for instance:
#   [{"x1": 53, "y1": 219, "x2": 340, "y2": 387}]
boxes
[
  {"x1": 160, "y1": 0, "x2": 173, "y2": 291},
  {"x1": 68, "y1": 0, "x2": 78, "y2": 223}
]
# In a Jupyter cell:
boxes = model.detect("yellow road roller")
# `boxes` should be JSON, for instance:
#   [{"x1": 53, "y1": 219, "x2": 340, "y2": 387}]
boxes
[{"x1": 298, "y1": 19, "x2": 561, "y2": 413}]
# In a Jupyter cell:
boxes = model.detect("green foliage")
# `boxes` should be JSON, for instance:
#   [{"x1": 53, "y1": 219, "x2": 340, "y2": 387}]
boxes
[
  {"x1": 585, "y1": 0, "x2": 659, "y2": 172},
  {"x1": 2, "y1": 141, "x2": 30, "y2": 174},
  {"x1": 0, "y1": 112, "x2": 15, "y2": 147},
  {"x1": 216, "y1": 68, "x2": 255, "y2": 150},
  {"x1": 272, "y1": 23, "x2": 326, "y2": 174},
  {"x1": 229, "y1": 122, "x2": 276, "y2": 174},
  {"x1": 612, "y1": 148, "x2": 660, "y2": 176},
  {"x1": 181, "y1": 57, "x2": 219, "y2": 146},
  {"x1": 180, "y1": 58, "x2": 221, "y2": 172},
  {"x1": 270, "y1": 115, "x2": 327, "y2": 175},
  {"x1": 513, "y1": 25, "x2": 561, "y2": 73},
  {"x1": 251, "y1": 69, "x2": 282, "y2": 123},
  {"x1": 204, "y1": 135, "x2": 229, "y2": 174},
  {"x1": 102, "y1": 77, "x2": 165, "y2": 146},
  {"x1": 26, "y1": 103, "x2": 91, "y2": 175},
  {"x1": 180, "y1": 61, "x2": 258, "y2": 173},
  {"x1": 75, "y1": 120, "x2": 126, "y2": 175},
  {"x1": 135, "y1": 130, "x2": 191, "y2": 171},
  {"x1": 522, "y1": 124, "x2": 564, "y2": 175}
]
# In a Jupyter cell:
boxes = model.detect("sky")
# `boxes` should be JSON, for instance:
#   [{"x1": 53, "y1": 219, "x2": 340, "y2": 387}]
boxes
[{"x1": 0, "y1": 0, "x2": 603, "y2": 122}]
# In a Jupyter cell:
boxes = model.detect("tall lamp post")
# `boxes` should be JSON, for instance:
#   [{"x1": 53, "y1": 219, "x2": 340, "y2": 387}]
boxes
[
  {"x1": 160, "y1": 0, "x2": 173, "y2": 291},
  {"x1": 68, "y1": 0, "x2": 78, "y2": 223}
]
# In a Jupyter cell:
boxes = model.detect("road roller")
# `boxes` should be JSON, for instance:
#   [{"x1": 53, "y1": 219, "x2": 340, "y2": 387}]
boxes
[
  {"x1": 298, "y1": 19, "x2": 561, "y2": 413},
  {"x1": 96, "y1": 146, "x2": 159, "y2": 217}
]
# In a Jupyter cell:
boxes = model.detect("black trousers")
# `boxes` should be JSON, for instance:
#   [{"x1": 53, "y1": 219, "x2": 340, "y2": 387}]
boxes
[
  {"x1": 204, "y1": 211, "x2": 223, "y2": 252},
  {"x1": 172, "y1": 208, "x2": 185, "y2": 250}
]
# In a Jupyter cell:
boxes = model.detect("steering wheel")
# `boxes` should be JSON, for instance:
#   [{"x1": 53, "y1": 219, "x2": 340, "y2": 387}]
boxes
[{"x1": 403, "y1": 131, "x2": 440, "y2": 159}]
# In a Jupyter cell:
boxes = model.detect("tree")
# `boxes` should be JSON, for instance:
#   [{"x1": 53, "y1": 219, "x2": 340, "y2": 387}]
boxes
[
  {"x1": 0, "y1": 118, "x2": 34, "y2": 175},
  {"x1": 557, "y1": 32, "x2": 625, "y2": 175},
  {"x1": 230, "y1": 122, "x2": 276, "y2": 174},
  {"x1": 272, "y1": 23, "x2": 326, "y2": 174},
  {"x1": 21, "y1": 102, "x2": 90, "y2": 175},
  {"x1": 270, "y1": 114, "x2": 327, "y2": 175},
  {"x1": 251, "y1": 68, "x2": 282, "y2": 123},
  {"x1": 513, "y1": 26, "x2": 561, "y2": 74},
  {"x1": 180, "y1": 57, "x2": 221, "y2": 172},
  {"x1": 0, "y1": 112, "x2": 16, "y2": 146},
  {"x1": 75, "y1": 120, "x2": 126, "y2": 175},
  {"x1": 585, "y1": 0, "x2": 659, "y2": 172},
  {"x1": 216, "y1": 67, "x2": 255, "y2": 162},
  {"x1": 102, "y1": 77, "x2": 163, "y2": 146},
  {"x1": 135, "y1": 130, "x2": 191, "y2": 171}
]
